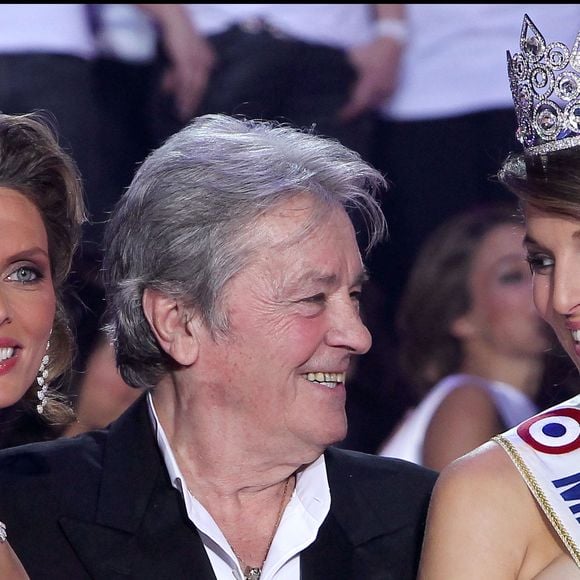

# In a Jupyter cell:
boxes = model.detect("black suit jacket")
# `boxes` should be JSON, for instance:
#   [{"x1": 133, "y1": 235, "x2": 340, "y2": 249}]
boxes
[{"x1": 0, "y1": 395, "x2": 437, "y2": 579}]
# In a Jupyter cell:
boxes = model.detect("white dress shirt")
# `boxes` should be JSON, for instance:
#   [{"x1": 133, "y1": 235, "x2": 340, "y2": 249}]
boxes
[{"x1": 147, "y1": 393, "x2": 330, "y2": 579}]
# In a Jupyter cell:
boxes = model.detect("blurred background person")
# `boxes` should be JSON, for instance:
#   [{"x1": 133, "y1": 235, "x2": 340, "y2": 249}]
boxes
[
  {"x1": 0, "y1": 4, "x2": 103, "y2": 254},
  {"x1": 370, "y1": 4, "x2": 580, "y2": 335},
  {"x1": 155, "y1": 4, "x2": 403, "y2": 163},
  {"x1": 63, "y1": 260, "x2": 139, "y2": 437},
  {"x1": 338, "y1": 3, "x2": 580, "y2": 455},
  {"x1": 377, "y1": 202, "x2": 558, "y2": 470},
  {"x1": 0, "y1": 4, "x2": 203, "y2": 258},
  {"x1": 90, "y1": 4, "x2": 209, "y2": 240}
]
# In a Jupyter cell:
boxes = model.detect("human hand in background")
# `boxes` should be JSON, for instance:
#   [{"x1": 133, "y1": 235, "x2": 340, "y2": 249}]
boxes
[
  {"x1": 160, "y1": 19, "x2": 215, "y2": 121},
  {"x1": 138, "y1": 4, "x2": 216, "y2": 121},
  {"x1": 340, "y1": 35, "x2": 403, "y2": 122}
]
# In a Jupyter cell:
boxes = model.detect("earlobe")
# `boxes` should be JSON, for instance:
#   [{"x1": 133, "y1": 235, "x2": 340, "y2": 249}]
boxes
[{"x1": 142, "y1": 289, "x2": 199, "y2": 366}]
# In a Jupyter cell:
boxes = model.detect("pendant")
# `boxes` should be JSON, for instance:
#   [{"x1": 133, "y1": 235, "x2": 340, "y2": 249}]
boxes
[{"x1": 244, "y1": 567, "x2": 262, "y2": 580}]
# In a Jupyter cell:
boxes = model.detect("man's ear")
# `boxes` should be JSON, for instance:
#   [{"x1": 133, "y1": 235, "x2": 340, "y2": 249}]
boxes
[{"x1": 142, "y1": 288, "x2": 199, "y2": 366}]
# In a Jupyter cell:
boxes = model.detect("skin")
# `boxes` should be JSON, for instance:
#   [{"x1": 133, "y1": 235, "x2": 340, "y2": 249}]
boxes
[
  {"x1": 0, "y1": 187, "x2": 55, "y2": 409},
  {"x1": 457, "y1": 224, "x2": 550, "y2": 363},
  {"x1": 138, "y1": 4, "x2": 215, "y2": 120},
  {"x1": 423, "y1": 224, "x2": 549, "y2": 471},
  {"x1": 340, "y1": 4, "x2": 406, "y2": 121},
  {"x1": 524, "y1": 206, "x2": 580, "y2": 370},
  {"x1": 419, "y1": 206, "x2": 580, "y2": 579},
  {"x1": 0, "y1": 187, "x2": 54, "y2": 580},
  {"x1": 64, "y1": 336, "x2": 141, "y2": 437},
  {"x1": 144, "y1": 193, "x2": 371, "y2": 566},
  {"x1": 0, "y1": 543, "x2": 29, "y2": 579}
]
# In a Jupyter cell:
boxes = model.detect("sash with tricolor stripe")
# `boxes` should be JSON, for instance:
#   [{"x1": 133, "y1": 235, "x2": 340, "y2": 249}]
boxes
[{"x1": 493, "y1": 394, "x2": 580, "y2": 567}]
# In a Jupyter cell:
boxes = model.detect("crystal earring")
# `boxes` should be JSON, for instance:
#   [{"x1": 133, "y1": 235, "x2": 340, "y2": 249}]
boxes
[{"x1": 36, "y1": 341, "x2": 50, "y2": 415}]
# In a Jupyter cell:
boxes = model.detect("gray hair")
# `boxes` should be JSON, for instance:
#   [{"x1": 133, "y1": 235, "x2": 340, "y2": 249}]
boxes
[{"x1": 102, "y1": 114, "x2": 387, "y2": 389}]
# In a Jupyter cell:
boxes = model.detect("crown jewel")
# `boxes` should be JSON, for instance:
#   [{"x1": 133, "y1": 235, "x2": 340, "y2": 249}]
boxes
[{"x1": 508, "y1": 14, "x2": 580, "y2": 154}]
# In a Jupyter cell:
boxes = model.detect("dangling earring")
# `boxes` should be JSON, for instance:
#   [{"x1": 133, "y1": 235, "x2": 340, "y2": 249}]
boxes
[{"x1": 36, "y1": 341, "x2": 50, "y2": 415}]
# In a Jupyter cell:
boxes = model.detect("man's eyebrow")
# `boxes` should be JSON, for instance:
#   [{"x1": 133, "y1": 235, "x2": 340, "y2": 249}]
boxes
[
  {"x1": 289, "y1": 271, "x2": 338, "y2": 289},
  {"x1": 289, "y1": 268, "x2": 369, "y2": 289}
]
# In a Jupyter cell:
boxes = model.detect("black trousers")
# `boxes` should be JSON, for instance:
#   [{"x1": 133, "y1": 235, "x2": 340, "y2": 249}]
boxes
[
  {"x1": 197, "y1": 25, "x2": 376, "y2": 162},
  {"x1": 0, "y1": 53, "x2": 113, "y2": 254},
  {"x1": 369, "y1": 107, "x2": 520, "y2": 330}
]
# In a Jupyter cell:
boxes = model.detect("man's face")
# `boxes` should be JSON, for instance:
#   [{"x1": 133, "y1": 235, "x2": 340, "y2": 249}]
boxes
[{"x1": 196, "y1": 194, "x2": 372, "y2": 460}]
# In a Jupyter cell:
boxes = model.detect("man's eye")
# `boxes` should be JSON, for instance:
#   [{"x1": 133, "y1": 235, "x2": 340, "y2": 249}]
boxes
[
  {"x1": 350, "y1": 290, "x2": 362, "y2": 303},
  {"x1": 303, "y1": 293, "x2": 325, "y2": 303},
  {"x1": 6, "y1": 266, "x2": 41, "y2": 283},
  {"x1": 525, "y1": 254, "x2": 554, "y2": 275}
]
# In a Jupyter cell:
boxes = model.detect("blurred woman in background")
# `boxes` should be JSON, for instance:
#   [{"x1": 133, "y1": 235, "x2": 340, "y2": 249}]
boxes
[{"x1": 379, "y1": 202, "x2": 553, "y2": 470}]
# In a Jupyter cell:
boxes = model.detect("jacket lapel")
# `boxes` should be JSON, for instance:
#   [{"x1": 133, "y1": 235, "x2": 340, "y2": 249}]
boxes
[
  {"x1": 59, "y1": 395, "x2": 217, "y2": 579},
  {"x1": 301, "y1": 447, "x2": 428, "y2": 580},
  {"x1": 300, "y1": 510, "x2": 353, "y2": 580},
  {"x1": 58, "y1": 402, "x2": 430, "y2": 579}
]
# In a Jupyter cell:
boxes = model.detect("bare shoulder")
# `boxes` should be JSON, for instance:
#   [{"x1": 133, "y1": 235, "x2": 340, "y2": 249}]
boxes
[
  {"x1": 428, "y1": 380, "x2": 504, "y2": 442},
  {"x1": 435, "y1": 379, "x2": 500, "y2": 420},
  {"x1": 432, "y1": 440, "x2": 527, "y2": 515},
  {"x1": 419, "y1": 441, "x2": 564, "y2": 579},
  {"x1": 447, "y1": 437, "x2": 521, "y2": 476},
  {"x1": 423, "y1": 382, "x2": 503, "y2": 470}
]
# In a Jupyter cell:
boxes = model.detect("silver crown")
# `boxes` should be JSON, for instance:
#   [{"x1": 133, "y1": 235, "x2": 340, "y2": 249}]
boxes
[{"x1": 508, "y1": 14, "x2": 580, "y2": 154}]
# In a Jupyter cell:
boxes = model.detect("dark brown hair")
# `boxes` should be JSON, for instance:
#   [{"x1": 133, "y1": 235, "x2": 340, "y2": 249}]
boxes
[{"x1": 498, "y1": 148, "x2": 580, "y2": 220}]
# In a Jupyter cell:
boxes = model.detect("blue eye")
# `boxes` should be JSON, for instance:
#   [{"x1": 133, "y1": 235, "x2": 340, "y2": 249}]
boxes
[{"x1": 7, "y1": 266, "x2": 42, "y2": 283}]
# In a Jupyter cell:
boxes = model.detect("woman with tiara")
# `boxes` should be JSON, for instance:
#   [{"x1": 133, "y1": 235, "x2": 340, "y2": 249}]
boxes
[
  {"x1": 419, "y1": 15, "x2": 580, "y2": 579},
  {"x1": 0, "y1": 113, "x2": 85, "y2": 577}
]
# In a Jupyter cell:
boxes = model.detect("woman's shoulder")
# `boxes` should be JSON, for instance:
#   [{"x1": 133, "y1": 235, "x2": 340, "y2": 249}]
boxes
[
  {"x1": 436, "y1": 440, "x2": 524, "y2": 500},
  {"x1": 429, "y1": 441, "x2": 569, "y2": 577}
]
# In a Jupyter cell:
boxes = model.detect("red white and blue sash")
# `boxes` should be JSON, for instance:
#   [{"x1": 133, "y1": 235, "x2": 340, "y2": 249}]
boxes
[{"x1": 494, "y1": 395, "x2": 580, "y2": 567}]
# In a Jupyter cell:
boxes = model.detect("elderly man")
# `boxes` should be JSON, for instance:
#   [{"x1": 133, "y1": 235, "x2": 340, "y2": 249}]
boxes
[{"x1": 0, "y1": 114, "x2": 436, "y2": 579}]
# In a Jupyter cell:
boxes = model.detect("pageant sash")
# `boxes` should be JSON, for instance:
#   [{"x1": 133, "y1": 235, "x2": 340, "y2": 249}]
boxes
[{"x1": 494, "y1": 394, "x2": 580, "y2": 567}]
